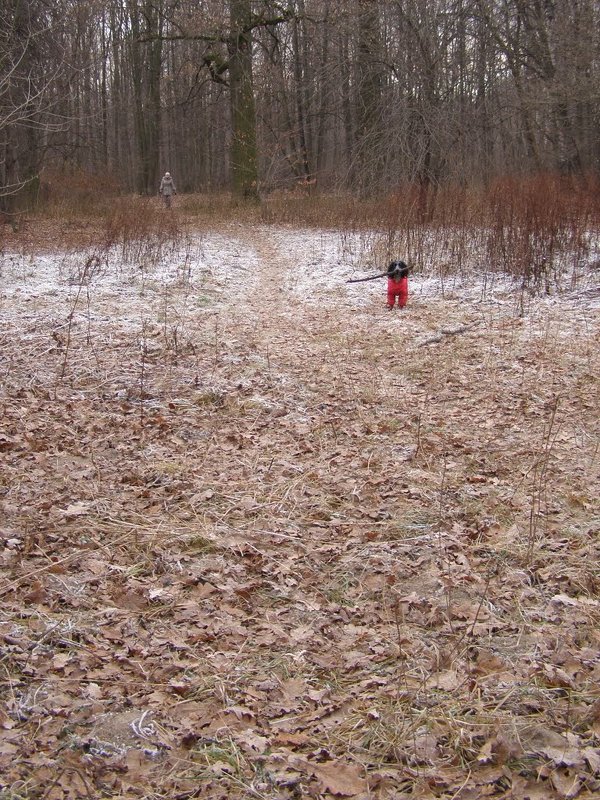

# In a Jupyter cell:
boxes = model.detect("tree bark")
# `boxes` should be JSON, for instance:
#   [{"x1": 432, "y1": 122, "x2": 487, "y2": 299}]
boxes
[
  {"x1": 127, "y1": 0, "x2": 163, "y2": 195},
  {"x1": 228, "y1": 0, "x2": 258, "y2": 198}
]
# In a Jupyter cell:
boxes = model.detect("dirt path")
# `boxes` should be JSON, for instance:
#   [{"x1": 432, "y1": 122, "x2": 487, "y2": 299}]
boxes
[
  {"x1": 205, "y1": 223, "x2": 421, "y2": 408},
  {"x1": 233, "y1": 225, "x2": 314, "y2": 368}
]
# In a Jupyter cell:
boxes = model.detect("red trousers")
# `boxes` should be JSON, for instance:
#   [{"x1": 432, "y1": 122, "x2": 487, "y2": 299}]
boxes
[{"x1": 387, "y1": 277, "x2": 408, "y2": 308}]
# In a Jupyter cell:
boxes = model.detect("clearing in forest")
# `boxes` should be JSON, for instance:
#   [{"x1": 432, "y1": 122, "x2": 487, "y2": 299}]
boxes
[{"x1": 1, "y1": 218, "x2": 599, "y2": 799}]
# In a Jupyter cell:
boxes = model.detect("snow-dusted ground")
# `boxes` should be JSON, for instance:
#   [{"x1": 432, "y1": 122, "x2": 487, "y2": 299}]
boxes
[
  {"x1": 1, "y1": 224, "x2": 599, "y2": 345},
  {"x1": 1, "y1": 223, "x2": 599, "y2": 800}
]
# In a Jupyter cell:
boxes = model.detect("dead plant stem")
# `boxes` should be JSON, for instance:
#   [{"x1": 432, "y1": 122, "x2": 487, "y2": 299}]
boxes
[
  {"x1": 527, "y1": 394, "x2": 560, "y2": 562},
  {"x1": 139, "y1": 320, "x2": 148, "y2": 427}
]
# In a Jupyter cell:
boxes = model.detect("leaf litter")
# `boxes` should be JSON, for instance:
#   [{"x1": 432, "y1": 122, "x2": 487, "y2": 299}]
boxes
[{"x1": 0, "y1": 220, "x2": 599, "y2": 798}]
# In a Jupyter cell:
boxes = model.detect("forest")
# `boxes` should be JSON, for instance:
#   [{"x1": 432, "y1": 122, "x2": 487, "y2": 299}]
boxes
[
  {"x1": 1, "y1": 0, "x2": 599, "y2": 205},
  {"x1": 1, "y1": 3, "x2": 600, "y2": 800}
]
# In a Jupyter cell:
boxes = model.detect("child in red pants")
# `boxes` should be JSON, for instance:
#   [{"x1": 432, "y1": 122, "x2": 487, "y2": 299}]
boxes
[{"x1": 386, "y1": 261, "x2": 409, "y2": 309}]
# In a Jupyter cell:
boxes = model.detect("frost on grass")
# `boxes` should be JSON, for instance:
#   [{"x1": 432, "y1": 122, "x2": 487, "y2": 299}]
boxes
[{"x1": 0, "y1": 223, "x2": 599, "y2": 799}]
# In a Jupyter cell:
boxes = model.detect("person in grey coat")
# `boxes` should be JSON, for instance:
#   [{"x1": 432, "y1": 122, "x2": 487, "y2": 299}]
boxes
[{"x1": 159, "y1": 172, "x2": 177, "y2": 208}]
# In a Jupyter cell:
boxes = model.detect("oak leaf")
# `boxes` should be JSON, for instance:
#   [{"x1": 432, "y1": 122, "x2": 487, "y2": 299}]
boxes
[{"x1": 312, "y1": 760, "x2": 367, "y2": 796}]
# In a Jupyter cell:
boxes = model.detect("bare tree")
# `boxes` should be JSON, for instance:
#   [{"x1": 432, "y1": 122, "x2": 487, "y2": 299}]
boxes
[
  {"x1": 354, "y1": 0, "x2": 385, "y2": 194},
  {"x1": 5, "y1": 0, "x2": 599, "y2": 200},
  {"x1": 126, "y1": 0, "x2": 164, "y2": 194},
  {"x1": 0, "y1": 0, "x2": 68, "y2": 211},
  {"x1": 228, "y1": 0, "x2": 259, "y2": 196}
]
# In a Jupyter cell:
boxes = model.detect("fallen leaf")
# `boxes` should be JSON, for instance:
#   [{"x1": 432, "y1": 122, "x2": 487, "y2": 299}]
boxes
[
  {"x1": 312, "y1": 760, "x2": 367, "y2": 796},
  {"x1": 63, "y1": 501, "x2": 92, "y2": 517}
]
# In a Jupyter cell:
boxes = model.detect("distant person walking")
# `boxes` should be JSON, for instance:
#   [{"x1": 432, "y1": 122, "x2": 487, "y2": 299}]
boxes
[{"x1": 159, "y1": 172, "x2": 177, "y2": 208}]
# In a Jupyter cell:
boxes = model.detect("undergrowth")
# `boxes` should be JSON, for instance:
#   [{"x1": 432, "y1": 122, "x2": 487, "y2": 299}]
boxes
[{"x1": 5, "y1": 169, "x2": 600, "y2": 294}]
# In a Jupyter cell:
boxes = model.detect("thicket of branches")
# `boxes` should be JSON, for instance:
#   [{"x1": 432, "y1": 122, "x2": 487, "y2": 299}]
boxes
[{"x1": 1, "y1": 0, "x2": 600, "y2": 209}]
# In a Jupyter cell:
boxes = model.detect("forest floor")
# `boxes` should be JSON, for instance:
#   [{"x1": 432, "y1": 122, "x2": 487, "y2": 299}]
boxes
[{"x1": 1, "y1": 210, "x2": 600, "y2": 799}]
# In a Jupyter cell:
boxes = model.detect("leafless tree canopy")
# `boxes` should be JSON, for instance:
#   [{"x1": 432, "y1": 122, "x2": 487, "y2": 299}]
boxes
[{"x1": 1, "y1": 0, "x2": 599, "y2": 204}]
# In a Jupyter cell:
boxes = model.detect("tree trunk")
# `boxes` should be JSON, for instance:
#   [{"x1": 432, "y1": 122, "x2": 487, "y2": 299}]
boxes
[
  {"x1": 292, "y1": 2, "x2": 312, "y2": 181},
  {"x1": 1, "y1": 0, "x2": 45, "y2": 211},
  {"x1": 127, "y1": 0, "x2": 162, "y2": 195},
  {"x1": 355, "y1": 0, "x2": 384, "y2": 195},
  {"x1": 228, "y1": 0, "x2": 258, "y2": 198}
]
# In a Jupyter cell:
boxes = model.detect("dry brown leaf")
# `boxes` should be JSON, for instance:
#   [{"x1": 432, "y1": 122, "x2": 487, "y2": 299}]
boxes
[
  {"x1": 524, "y1": 728, "x2": 584, "y2": 768},
  {"x1": 550, "y1": 769, "x2": 581, "y2": 799},
  {"x1": 312, "y1": 760, "x2": 367, "y2": 796},
  {"x1": 63, "y1": 501, "x2": 92, "y2": 517},
  {"x1": 424, "y1": 669, "x2": 463, "y2": 690}
]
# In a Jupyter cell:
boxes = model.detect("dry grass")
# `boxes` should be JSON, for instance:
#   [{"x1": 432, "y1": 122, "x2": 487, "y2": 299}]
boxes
[{"x1": 0, "y1": 207, "x2": 599, "y2": 798}]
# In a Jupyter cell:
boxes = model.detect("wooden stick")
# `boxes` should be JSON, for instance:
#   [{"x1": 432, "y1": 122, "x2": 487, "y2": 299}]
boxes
[{"x1": 346, "y1": 271, "x2": 387, "y2": 283}]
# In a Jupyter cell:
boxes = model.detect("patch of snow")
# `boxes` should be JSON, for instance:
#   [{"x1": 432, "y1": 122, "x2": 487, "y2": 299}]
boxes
[{"x1": 1, "y1": 227, "x2": 599, "y2": 340}]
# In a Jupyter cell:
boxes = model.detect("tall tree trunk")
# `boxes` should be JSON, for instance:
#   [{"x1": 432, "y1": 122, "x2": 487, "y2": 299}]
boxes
[
  {"x1": 355, "y1": 0, "x2": 384, "y2": 194},
  {"x1": 228, "y1": 0, "x2": 258, "y2": 198},
  {"x1": 127, "y1": 0, "x2": 162, "y2": 195},
  {"x1": 292, "y1": 2, "x2": 311, "y2": 181},
  {"x1": 314, "y1": 0, "x2": 332, "y2": 182},
  {"x1": 146, "y1": 2, "x2": 163, "y2": 191},
  {"x1": 1, "y1": 0, "x2": 45, "y2": 211}
]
